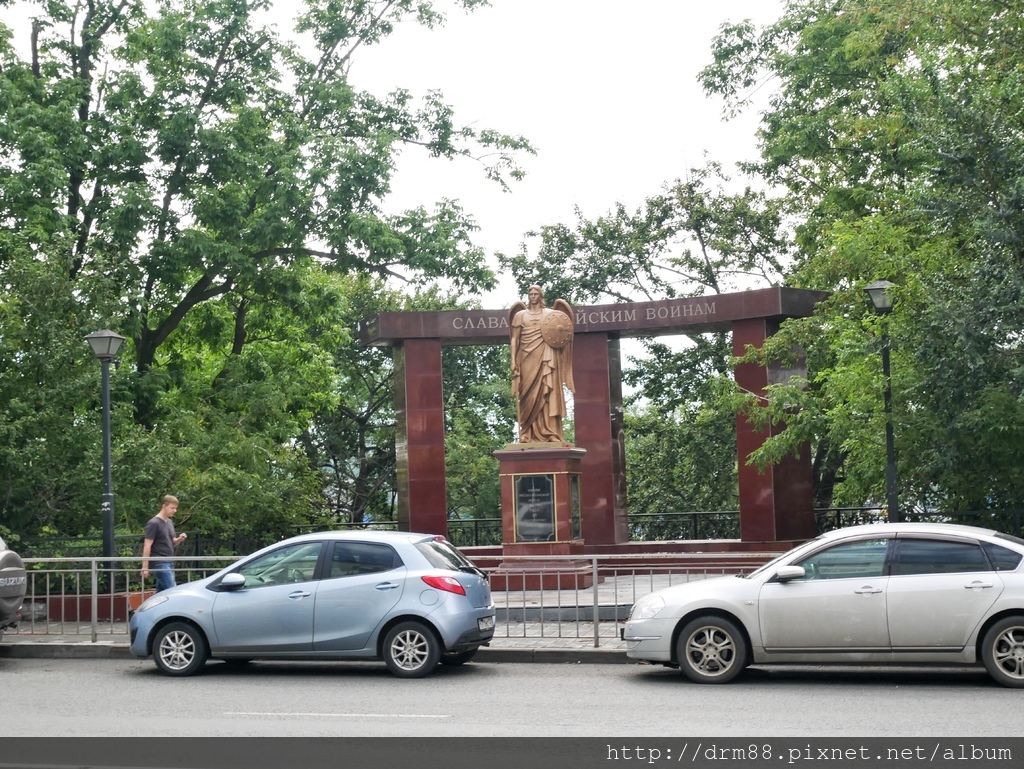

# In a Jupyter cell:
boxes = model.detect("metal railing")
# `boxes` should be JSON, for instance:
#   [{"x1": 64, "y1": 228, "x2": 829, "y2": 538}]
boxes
[
  {"x1": 18, "y1": 508, "x2": 1023, "y2": 557},
  {"x1": 9, "y1": 554, "x2": 768, "y2": 647},
  {"x1": 812, "y1": 507, "x2": 1024, "y2": 536}
]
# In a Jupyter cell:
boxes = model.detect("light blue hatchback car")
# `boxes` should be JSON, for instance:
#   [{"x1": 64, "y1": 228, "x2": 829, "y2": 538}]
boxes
[{"x1": 129, "y1": 530, "x2": 495, "y2": 678}]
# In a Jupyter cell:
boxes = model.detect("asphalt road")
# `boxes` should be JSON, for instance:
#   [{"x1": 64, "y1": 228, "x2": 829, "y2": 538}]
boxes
[{"x1": 2, "y1": 656, "x2": 1021, "y2": 738}]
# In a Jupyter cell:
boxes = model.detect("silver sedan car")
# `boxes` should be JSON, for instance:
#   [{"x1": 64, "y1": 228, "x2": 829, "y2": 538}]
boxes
[
  {"x1": 623, "y1": 523, "x2": 1024, "y2": 687},
  {"x1": 130, "y1": 531, "x2": 495, "y2": 678}
]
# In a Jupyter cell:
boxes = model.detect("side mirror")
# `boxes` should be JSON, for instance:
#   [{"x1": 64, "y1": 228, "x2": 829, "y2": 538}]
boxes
[
  {"x1": 775, "y1": 565, "x2": 807, "y2": 583},
  {"x1": 220, "y1": 573, "x2": 246, "y2": 591}
]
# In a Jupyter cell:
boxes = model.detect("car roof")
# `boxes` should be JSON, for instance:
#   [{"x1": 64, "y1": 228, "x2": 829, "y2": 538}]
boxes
[
  {"x1": 276, "y1": 530, "x2": 438, "y2": 545},
  {"x1": 819, "y1": 521, "x2": 1001, "y2": 541}
]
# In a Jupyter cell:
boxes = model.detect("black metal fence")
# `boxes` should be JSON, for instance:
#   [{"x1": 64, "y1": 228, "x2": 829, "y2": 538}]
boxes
[
  {"x1": 813, "y1": 507, "x2": 1024, "y2": 537},
  {"x1": 16, "y1": 507, "x2": 1024, "y2": 558}
]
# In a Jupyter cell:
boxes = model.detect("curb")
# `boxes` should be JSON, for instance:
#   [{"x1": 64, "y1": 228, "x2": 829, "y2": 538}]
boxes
[
  {"x1": 0, "y1": 643, "x2": 135, "y2": 659},
  {"x1": 478, "y1": 646, "x2": 630, "y2": 664}
]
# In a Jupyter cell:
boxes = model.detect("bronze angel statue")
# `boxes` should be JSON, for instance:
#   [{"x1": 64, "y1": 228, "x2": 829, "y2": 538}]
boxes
[{"x1": 508, "y1": 286, "x2": 575, "y2": 443}]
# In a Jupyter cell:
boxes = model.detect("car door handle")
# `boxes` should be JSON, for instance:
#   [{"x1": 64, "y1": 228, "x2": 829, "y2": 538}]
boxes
[
  {"x1": 854, "y1": 586, "x2": 882, "y2": 594},
  {"x1": 375, "y1": 582, "x2": 400, "y2": 591},
  {"x1": 288, "y1": 590, "x2": 311, "y2": 600},
  {"x1": 965, "y1": 581, "x2": 994, "y2": 590}
]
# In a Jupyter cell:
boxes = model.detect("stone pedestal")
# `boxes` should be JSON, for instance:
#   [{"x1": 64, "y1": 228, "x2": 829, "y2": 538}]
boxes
[{"x1": 490, "y1": 445, "x2": 594, "y2": 589}]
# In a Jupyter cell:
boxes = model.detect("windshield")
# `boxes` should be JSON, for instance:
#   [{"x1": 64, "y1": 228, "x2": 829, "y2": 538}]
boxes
[
  {"x1": 415, "y1": 538, "x2": 479, "y2": 572},
  {"x1": 743, "y1": 536, "x2": 824, "y2": 579}
]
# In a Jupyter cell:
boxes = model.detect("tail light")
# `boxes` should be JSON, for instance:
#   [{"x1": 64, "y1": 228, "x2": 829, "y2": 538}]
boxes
[{"x1": 421, "y1": 575, "x2": 466, "y2": 595}]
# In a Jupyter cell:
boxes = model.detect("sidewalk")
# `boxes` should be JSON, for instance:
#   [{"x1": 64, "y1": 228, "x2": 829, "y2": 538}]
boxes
[{"x1": 0, "y1": 576, "x2": 660, "y2": 663}]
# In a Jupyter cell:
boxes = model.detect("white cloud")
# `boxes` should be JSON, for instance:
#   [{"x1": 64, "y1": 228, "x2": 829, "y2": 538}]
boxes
[{"x1": 346, "y1": 0, "x2": 783, "y2": 302}]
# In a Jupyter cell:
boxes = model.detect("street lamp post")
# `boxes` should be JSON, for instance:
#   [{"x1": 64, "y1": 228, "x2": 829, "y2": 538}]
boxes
[
  {"x1": 864, "y1": 280, "x2": 900, "y2": 523},
  {"x1": 85, "y1": 329, "x2": 127, "y2": 561}
]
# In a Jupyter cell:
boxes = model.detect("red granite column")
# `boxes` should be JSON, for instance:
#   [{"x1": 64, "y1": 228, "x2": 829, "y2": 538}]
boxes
[
  {"x1": 572, "y1": 333, "x2": 628, "y2": 544},
  {"x1": 393, "y1": 339, "x2": 448, "y2": 535},
  {"x1": 732, "y1": 318, "x2": 815, "y2": 542}
]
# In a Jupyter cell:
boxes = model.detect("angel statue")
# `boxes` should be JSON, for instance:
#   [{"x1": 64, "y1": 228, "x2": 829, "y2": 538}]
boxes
[{"x1": 508, "y1": 285, "x2": 575, "y2": 443}]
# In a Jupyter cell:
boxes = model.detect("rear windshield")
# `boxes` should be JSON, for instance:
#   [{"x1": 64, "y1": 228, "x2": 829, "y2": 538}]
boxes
[
  {"x1": 994, "y1": 532, "x2": 1024, "y2": 548},
  {"x1": 415, "y1": 539, "x2": 475, "y2": 571},
  {"x1": 983, "y1": 541, "x2": 1023, "y2": 571}
]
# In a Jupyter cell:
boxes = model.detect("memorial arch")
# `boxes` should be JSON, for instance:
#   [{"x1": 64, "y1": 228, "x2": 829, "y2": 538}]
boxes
[{"x1": 359, "y1": 286, "x2": 829, "y2": 546}]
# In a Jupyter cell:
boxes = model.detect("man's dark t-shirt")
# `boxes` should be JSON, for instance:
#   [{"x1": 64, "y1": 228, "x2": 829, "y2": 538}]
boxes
[{"x1": 144, "y1": 515, "x2": 176, "y2": 562}]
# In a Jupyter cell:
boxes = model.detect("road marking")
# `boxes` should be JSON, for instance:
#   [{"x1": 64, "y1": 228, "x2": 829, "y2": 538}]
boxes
[{"x1": 225, "y1": 711, "x2": 449, "y2": 719}]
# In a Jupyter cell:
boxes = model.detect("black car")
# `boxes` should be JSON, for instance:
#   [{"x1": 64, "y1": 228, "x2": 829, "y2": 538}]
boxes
[{"x1": 0, "y1": 535, "x2": 27, "y2": 639}]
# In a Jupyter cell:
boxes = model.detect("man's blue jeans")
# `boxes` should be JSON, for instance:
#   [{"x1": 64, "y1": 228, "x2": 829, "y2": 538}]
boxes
[{"x1": 152, "y1": 561, "x2": 176, "y2": 593}]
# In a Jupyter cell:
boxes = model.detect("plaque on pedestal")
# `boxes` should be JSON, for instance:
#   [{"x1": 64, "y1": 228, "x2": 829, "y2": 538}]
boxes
[{"x1": 514, "y1": 473, "x2": 554, "y2": 542}]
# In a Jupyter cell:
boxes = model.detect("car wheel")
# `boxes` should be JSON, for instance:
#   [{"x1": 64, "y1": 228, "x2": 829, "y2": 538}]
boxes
[
  {"x1": 153, "y1": 622, "x2": 208, "y2": 677},
  {"x1": 383, "y1": 621, "x2": 441, "y2": 678},
  {"x1": 675, "y1": 616, "x2": 747, "y2": 684},
  {"x1": 440, "y1": 648, "x2": 479, "y2": 666},
  {"x1": 981, "y1": 616, "x2": 1024, "y2": 688}
]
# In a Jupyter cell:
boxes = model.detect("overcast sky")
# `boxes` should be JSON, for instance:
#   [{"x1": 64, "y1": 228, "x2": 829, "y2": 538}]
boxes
[
  {"x1": 4, "y1": 0, "x2": 784, "y2": 305},
  {"x1": 346, "y1": 0, "x2": 784, "y2": 304}
]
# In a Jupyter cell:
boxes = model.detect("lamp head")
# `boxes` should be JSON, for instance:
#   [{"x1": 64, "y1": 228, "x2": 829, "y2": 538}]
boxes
[
  {"x1": 85, "y1": 329, "x2": 127, "y2": 361},
  {"x1": 864, "y1": 280, "x2": 896, "y2": 314}
]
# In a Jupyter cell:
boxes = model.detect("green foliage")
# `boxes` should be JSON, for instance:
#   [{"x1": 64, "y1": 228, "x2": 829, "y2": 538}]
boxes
[
  {"x1": 0, "y1": 257, "x2": 101, "y2": 535},
  {"x1": 299, "y1": 274, "x2": 401, "y2": 525},
  {"x1": 504, "y1": 161, "x2": 790, "y2": 305},
  {"x1": 0, "y1": 0, "x2": 531, "y2": 541},
  {"x1": 443, "y1": 342, "x2": 515, "y2": 520},
  {"x1": 622, "y1": 336, "x2": 738, "y2": 517},
  {"x1": 706, "y1": 0, "x2": 1024, "y2": 513},
  {"x1": 624, "y1": 404, "x2": 738, "y2": 518}
]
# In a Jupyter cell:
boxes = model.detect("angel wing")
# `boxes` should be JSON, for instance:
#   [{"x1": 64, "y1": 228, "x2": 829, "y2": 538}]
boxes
[
  {"x1": 551, "y1": 299, "x2": 575, "y2": 392},
  {"x1": 508, "y1": 301, "x2": 527, "y2": 397},
  {"x1": 508, "y1": 301, "x2": 526, "y2": 337}
]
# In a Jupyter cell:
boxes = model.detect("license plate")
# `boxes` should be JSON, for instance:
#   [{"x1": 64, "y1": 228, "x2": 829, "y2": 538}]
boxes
[{"x1": 478, "y1": 615, "x2": 495, "y2": 631}]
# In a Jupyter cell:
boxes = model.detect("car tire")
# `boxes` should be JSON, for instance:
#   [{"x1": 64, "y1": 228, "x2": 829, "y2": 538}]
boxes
[
  {"x1": 153, "y1": 621, "x2": 209, "y2": 677},
  {"x1": 383, "y1": 621, "x2": 441, "y2": 678},
  {"x1": 440, "y1": 648, "x2": 479, "y2": 666},
  {"x1": 675, "y1": 616, "x2": 747, "y2": 684},
  {"x1": 981, "y1": 616, "x2": 1024, "y2": 688}
]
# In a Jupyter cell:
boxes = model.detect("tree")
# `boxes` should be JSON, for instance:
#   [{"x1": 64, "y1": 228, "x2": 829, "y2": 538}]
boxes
[
  {"x1": 624, "y1": 340, "x2": 739, "y2": 522},
  {"x1": 505, "y1": 161, "x2": 789, "y2": 305},
  {"x1": 301, "y1": 277, "x2": 413, "y2": 527},
  {"x1": 442, "y1": 341, "x2": 515, "y2": 522},
  {"x1": 703, "y1": 0, "x2": 1024, "y2": 514},
  {"x1": 0, "y1": 0, "x2": 533, "y2": 539}
]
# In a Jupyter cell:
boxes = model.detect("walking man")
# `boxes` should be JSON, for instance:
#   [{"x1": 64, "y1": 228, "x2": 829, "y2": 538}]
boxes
[{"x1": 141, "y1": 495, "x2": 187, "y2": 592}]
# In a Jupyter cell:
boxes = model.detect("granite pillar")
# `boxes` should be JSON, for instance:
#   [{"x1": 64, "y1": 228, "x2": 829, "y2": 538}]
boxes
[
  {"x1": 732, "y1": 318, "x2": 816, "y2": 542},
  {"x1": 394, "y1": 339, "x2": 448, "y2": 536}
]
